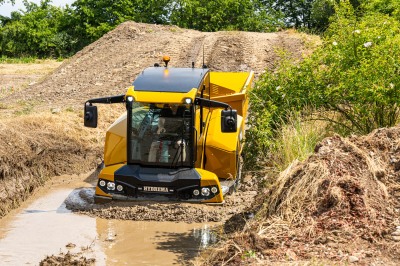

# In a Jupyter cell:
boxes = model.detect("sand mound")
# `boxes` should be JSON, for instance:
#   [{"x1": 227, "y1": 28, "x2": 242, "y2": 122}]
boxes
[
  {"x1": 0, "y1": 112, "x2": 104, "y2": 217},
  {"x1": 265, "y1": 132, "x2": 396, "y2": 239}
]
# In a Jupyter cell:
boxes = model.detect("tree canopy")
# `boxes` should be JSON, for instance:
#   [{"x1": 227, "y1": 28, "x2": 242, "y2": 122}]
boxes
[
  {"x1": 245, "y1": 0, "x2": 400, "y2": 165},
  {"x1": 1, "y1": 0, "x2": 400, "y2": 58}
]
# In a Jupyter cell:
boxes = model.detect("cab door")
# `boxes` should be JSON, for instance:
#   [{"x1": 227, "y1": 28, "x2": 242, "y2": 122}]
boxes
[{"x1": 194, "y1": 72, "x2": 211, "y2": 169}]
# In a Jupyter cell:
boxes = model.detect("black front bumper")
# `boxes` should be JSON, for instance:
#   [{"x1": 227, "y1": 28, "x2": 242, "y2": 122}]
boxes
[{"x1": 96, "y1": 165, "x2": 218, "y2": 201}]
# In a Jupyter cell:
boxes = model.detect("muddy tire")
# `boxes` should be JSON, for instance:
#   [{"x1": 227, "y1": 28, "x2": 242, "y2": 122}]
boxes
[{"x1": 234, "y1": 156, "x2": 243, "y2": 192}]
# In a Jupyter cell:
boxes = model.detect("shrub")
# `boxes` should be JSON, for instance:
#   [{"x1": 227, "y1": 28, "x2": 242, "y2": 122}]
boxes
[{"x1": 245, "y1": 1, "x2": 400, "y2": 168}]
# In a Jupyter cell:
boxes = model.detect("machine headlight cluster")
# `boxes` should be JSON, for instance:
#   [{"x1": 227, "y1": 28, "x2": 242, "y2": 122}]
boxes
[
  {"x1": 192, "y1": 186, "x2": 219, "y2": 197},
  {"x1": 99, "y1": 179, "x2": 124, "y2": 192}
]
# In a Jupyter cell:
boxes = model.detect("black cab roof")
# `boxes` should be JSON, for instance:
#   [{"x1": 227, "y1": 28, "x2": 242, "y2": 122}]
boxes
[{"x1": 132, "y1": 67, "x2": 209, "y2": 93}]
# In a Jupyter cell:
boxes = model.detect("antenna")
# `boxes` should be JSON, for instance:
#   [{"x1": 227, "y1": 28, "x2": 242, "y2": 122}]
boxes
[{"x1": 202, "y1": 45, "x2": 207, "y2": 69}]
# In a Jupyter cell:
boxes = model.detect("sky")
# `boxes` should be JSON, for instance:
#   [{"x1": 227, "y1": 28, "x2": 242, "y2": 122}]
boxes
[{"x1": 0, "y1": 0, "x2": 75, "y2": 17}]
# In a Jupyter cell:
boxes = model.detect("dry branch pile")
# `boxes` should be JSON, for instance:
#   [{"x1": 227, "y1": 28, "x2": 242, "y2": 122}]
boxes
[{"x1": 203, "y1": 126, "x2": 400, "y2": 265}]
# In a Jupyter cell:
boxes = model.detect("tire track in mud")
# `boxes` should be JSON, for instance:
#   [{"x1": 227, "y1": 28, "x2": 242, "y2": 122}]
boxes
[
  {"x1": 177, "y1": 34, "x2": 207, "y2": 68},
  {"x1": 206, "y1": 32, "x2": 246, "y2": 72}
]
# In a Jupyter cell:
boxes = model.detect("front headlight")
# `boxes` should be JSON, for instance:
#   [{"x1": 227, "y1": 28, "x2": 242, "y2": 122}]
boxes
[
  {"x1": 201, "y1": 187, "x2": 210, "y2": 197},
  {"x1": 107, "y1": 182, "x2": 116, "y2": 191},
  {"x1": 193, "y1": 189, "x2": 200, "y2": 196}
]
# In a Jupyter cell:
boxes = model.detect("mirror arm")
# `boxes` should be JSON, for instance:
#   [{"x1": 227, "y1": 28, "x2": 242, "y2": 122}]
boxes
[
  {"x1": 86, "y1": 94, "x2": 125, "y2": 105},
  {"x1": 194, "y1": 97, "x2": 231, "y2": 110}
]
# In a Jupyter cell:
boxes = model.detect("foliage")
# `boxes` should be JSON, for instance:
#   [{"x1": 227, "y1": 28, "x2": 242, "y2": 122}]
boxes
[
  {"x1": 0, "y1": 55, "x2": 38, "y2": 63},
  {"x1": 310, "y1": 0, "x2": 335, "y2": 32},
  {"x1": 266, "y1": 0, "x2": 315, "y2": 29},
  {"x1": 0, "y1": 0, "x2": 77, "y2": 58},
  {"x1": 245, "y1": 1, "x2": 400, "y2": 168},
  {"x1": 170, "y1": 0, "x2": 283, "y2": 32},
  {"x1": 361, "y1": 0, "x2": 400, "y2": 21},
  {"x1": 71, "y1": 0, "x2": 170, "y2": 42}
]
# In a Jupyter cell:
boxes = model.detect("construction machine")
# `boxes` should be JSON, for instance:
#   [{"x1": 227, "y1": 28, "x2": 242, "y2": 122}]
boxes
[{"x1": 84, "y1": 57, "x2": 253, "y2": 203}]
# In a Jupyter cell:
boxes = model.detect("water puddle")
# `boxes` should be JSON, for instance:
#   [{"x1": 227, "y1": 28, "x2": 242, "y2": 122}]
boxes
[{"x1": 0, "y1": 177, "x2": 218, "y2": 265}]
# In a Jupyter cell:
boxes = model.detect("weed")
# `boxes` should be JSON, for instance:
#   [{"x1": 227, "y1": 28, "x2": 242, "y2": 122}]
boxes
[
  {"x1": 270, "y1": 110, "x2": 330, "y2": 171},
  {"x1": 0, "y1": 56, "x2": 39, "y2": 64},
  {"x1": 65, "y1": 106, "x2": 75, "y2": 112},
  {"x1": 241, "y1": 250, "x2": 256, "y2": 259},
  {"x1": 14, "y1": 101, "x2": 35, "y2": 115}
]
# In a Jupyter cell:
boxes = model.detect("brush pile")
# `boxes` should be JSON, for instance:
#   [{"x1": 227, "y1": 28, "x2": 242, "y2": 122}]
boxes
[{"x1": 204, "y1": 126, "x2": 400, "y2": 265}]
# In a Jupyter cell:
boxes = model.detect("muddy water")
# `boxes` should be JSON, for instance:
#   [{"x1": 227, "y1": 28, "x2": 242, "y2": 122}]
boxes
[{"x1": 0, "y1": 174, "x2": 217, "y2": 265}]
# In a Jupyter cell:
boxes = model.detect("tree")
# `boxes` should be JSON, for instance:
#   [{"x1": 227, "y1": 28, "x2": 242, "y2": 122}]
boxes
[
  {"x1": 310, "y1": 0, "x2": 335, "y2": 32},
  {"x1": 0, "y1": 0, "x2": 77, "y2": 57},
  {"x1": 246, "y1": 0, "x2": 400, "y2": 162},
  {"x1": 262, "y1": 0, "x2": 314, "y2": 29},
  {"x1": 361, "y1": 0, "x2": 400, "y2": 21},
  {"x1": 71, "y1": 0, "x2": 170, "y2": 42},
  {"x1": 0, "y1": 0, "x2": 15, "y2": 4},
  {"x1": 170, "y1": 0, "x2": 282, "y2": 32}
]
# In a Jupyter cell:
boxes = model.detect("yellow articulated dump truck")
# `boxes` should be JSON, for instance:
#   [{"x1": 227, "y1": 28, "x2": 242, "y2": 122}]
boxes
[{"x1": 84, "y1": 58, "x2": 253, "y2": 203}]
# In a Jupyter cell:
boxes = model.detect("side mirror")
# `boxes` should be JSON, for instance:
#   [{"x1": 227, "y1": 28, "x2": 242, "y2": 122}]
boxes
[
  {"x1": 84, "y1": 104, "x2": 98, "y2": 128},
  {"x1": 221, "y1": 109, "x2": 237, "y2": 132}
]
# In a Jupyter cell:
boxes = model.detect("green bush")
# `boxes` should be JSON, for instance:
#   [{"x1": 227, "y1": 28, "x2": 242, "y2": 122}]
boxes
[
  {"x1": 0, "y1": 1, "x2": 78, "y2": 58},
  {"x1": 245, "y1": 1, "x2": 400, "y2": 168}
]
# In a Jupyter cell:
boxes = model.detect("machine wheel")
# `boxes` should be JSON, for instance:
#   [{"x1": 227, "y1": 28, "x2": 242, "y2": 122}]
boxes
[{"x1": 234, "y1": 155, "x2": 243, "y2": 192}]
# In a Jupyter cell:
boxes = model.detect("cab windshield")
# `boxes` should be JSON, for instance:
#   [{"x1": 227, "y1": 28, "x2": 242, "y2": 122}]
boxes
[{"x1": 128, "y1": 102, "x2": 193, "y2": 168}]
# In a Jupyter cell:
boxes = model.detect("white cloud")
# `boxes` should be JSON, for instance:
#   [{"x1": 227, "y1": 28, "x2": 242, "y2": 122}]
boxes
[{"x1": 0, "y1": 0, "x2": 75, "y2": 17}]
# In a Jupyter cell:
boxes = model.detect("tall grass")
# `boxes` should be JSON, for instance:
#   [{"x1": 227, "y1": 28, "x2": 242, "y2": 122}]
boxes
[
  {"x1": 269, "y1": 111, "x2": 330, "y2": 172},
  {"x1": 0, "y1": 56, "x2": 39, "y2": 64}
]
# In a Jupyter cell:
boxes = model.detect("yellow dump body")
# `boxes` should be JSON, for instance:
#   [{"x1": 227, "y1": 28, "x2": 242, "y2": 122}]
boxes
[
  {"x1": 209, "y1": 72, "x2": 253, "y2": 119},
  {"x1": 201, "y1": 72, "x2": 253, "y2": 180}
]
